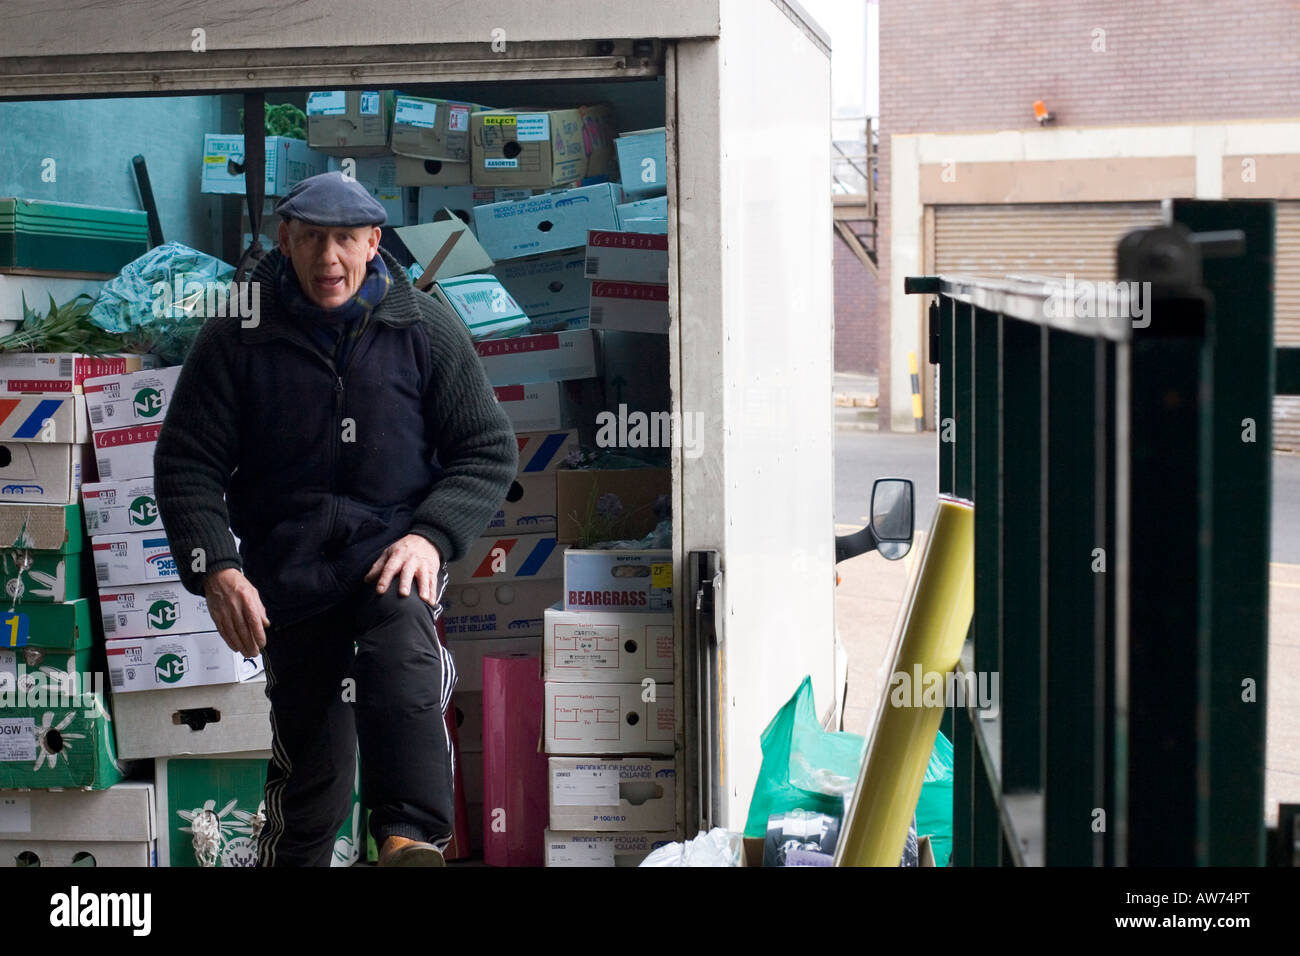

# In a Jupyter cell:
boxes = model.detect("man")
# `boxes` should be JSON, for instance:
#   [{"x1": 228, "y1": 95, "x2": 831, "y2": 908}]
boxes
[{"x1": 154, "y1": 171, "x2": 518, "y2": 867}]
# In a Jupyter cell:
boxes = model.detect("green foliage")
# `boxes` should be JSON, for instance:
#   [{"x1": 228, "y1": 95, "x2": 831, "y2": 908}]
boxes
[
  {"x1": 238, "y1": 103, "x2": 308, "y2": 140},
  {"x1": 0, "y1": 292, "x2": 148, "y2": 355}
]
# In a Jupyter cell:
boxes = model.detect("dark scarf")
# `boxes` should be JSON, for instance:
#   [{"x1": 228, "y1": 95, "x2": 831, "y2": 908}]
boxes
[{"x1": 277, "y1": 253, "x2": 392, "y2": 369}]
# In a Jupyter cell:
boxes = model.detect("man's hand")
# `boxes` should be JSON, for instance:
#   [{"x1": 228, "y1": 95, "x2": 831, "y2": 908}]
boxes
[
  {"x1": 364, "y1": 534, "x2": 443, "y2": 604},
  {"x1": 204, "y1": 568, "x2": 271, "y2": 658}
]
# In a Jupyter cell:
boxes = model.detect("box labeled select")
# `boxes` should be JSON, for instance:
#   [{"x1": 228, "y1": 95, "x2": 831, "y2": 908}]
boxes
[
  {"x1": 549, "y1": 757, "x2": 676, "y2": 831},
  {"x1": 543, "y1": 605, "x2": 673, "y2": 683},
  {"x1": 106, "y1": 631, "x2": 263, "y2": 693},
  {"x1": 471, "y1": 105, "x2": 615, "y2": 188},
  {"x1": 83, "y1": 366, "x2": 180, "y2": 432},
  {"x1": 563, "y1": 549, "x2": 672, "y2": 613},
  {"x1": 473, "y1": 183, "x2": 622, "y2": 262},
  {"x1": 543, "y1": 829, "x2": 676, "y2": 867},
  {"x1": 475, "y1": 330, "x2": 598, "y2": 387},
  {"x1": 0, "y1": 441, "x2": 88, "y2": 503},
  {"x1": 201, "y1": 134, "x2": 329, "y2": 197},
  {"x1": 81, "y1": 478, "x2": 161, "y2": 535},
  {"x1": 543, "y1": 681, "x2": 675, "y2": 756},
  {"x1": 92, "y1": 532, "x2": 178, "y2": 586},
  {"x1": 590, "y1": 280, "x2": 670, "y2": 335},
  {"x1": 99, "y1": 583, "x2": 213, "y2": 639}
]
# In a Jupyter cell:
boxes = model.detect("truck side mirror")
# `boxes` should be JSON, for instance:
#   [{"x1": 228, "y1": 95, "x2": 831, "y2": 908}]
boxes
[{"x1": 871, "y1": 478, "x2": 914, "y2": 560}]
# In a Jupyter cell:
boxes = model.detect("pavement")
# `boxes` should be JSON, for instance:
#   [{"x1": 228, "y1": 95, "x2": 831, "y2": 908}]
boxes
[{"x1": 833, "y1": 426, "x2": 1300, "y2": 828}]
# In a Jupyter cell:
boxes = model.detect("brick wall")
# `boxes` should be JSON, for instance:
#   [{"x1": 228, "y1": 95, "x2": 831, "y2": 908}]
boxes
[
  {"x1": 833, "y1": 230, "x2": 879, "y2": 374},
  {"x1": 876, "y1": 0, "x2": 1300, "y2": 426}
]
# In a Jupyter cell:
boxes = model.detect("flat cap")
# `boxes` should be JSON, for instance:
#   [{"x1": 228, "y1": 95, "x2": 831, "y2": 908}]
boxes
[{"x1": 275, "y1": 171, "x2": 387, "y2": 227}]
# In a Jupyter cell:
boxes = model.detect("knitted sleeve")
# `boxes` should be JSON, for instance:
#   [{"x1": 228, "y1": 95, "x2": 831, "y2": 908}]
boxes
[
  {"x1": 152, "y1": 316, "x2": 245, "y2": 596},
  {"x1": 407, "y1": 299, "x2": 519, "y2": 563}
]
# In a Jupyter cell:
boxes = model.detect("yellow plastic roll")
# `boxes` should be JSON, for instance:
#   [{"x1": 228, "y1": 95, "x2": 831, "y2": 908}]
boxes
[{"x1": 835, "y1": 496, "x2": 975, "y2": 866}]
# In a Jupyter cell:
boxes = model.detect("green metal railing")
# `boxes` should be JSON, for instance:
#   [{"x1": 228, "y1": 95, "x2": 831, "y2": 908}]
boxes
[{"x1": 906, "y1": 199, "x2": 1298, "y2": 866}]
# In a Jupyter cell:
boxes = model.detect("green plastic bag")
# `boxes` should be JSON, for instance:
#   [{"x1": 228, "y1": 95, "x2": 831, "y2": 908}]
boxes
[
  {"x1": 744, "y1": 676, "x2": 867, "y2": 839},
  {"x1": 915, "y1": 730, "x2": 954, "y2": 866}
]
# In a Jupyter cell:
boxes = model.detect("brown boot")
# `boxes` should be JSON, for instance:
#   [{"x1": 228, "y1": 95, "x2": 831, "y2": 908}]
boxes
[{"x1": 378, "y1": 836, "x2": 446, "y2": 867}]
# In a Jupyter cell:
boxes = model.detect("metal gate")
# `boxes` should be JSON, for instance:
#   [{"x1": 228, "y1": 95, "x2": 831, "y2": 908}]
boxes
[{"x1": 906, "y1": 199, "x2": 1299, "y2": 866}]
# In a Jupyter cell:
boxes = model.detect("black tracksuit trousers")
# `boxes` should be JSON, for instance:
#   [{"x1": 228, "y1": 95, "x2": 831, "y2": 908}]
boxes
[{"x1": 256, "y1": 569, "x2": 456, "y2": 867}]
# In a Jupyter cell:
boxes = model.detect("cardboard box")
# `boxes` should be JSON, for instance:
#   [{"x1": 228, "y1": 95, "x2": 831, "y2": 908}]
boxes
[
  {"x1": 201, "y1": 134, "x2": 329, "y2": 197},
  {"x1": 83, "y1": 366, "x2": 180, "y2": 433},
  {"x1": 0, "y1": 441, "x2": 88, "y2": 503},
  {"x1": 0, "y1": 693, "x2": 123, "y2": 790},
  {"x1": 89, "y1": 423, "x2": 159, "y2": 481},
  {"x1": 98, "y1": 583, "x2": 213, "y2": 639},
  {"x1": 157, "y1": 750, "x2": 361, "y2": 867},
  {"x1": 493, "y1": 380, "x2": 597, "y2": 433},
  {"x1": 543, "y1": 605, "x2": 673, "y2": 683},
  {"x1": 446, "y1": 636, "x2": 539, "y2": 693},
  {"x1": 473, "y1": 183, "x2": 622, "y2": 262},
  {"x1": 563, "y1": 549, "x2": 672, "y2": 613},
  {"x1": 515, "y1": 429, "x2": 580, "y2": 474},
  {"x1": 442, "y1": 578, "x2": 560, "y2": 639},
  {"x1": 106, "y1": 631, "x2": 263, "y2": 693},
  {"x1": 548, "y1": 757, "x2": 676, "y2": 831},
  {"x1": 449, "y1": 531, "x2": 564, "y2": 586},
  {"x1": 584, "y1": 230, "x2": 668, "y2": 285},
  {"x1": 395, "y1": 217, "x2": 494, "y2": 288},
  {"x1": 589, "y1": 280, "x2": 670, "y2": 335},
  {"x1": 616, "y1": 194, "x2": 668, "y2": 228},
  {"x1": 81, "y1": 477, "x2": 161, "y2": 535},
  {"x1": 450, "y1": 690, "x2": 483, "y2": 753},
  {"x1": 485, "y1": 473, "x2": 556, "y2": 534},
  {"x1": 390, "y1": 95, "x2": 480, "y2": 162},
  {"x1": 416, "y1": 185, "x2": 533, "y2": 225},
  {"x1": 543, "y1": 681, "x2": 675, "y2": 756},
  {"x1": 475, "y1": 329, "x2": 598, "y2": 387},
  {"x1": 0, "y1": 839, "x2": 153, "y2": 867},
  {"x1": 543, "y1": 829, "x2": 676, "y2": 867},
  {"x1": 0, "y1": 352, "x2": 153, "y2": 394},
  {"x1": 471, "y1": 104, "x2": 615, "y2": 188},
  {"x1": 615, "y1": 128, "x2": 668, "y2": 200},
  {"x1": 0, "y1": 598, "x2": 96, "y2": 695},
  {"x1": 397, "y1": 156, "x2": 472, "y2": 187},
  {"x1": 492, "y1": 249, "x2": 591, "y2": 328},
  {"x1": 326, "y1": 156, "x2": 407, "y2": 226},
  {"x1": 433, "y1": 275, "x2": 530, "y2": 340},
  {"x1": 0, "y1": 781, "x2": 155, "y2": 844},
  {"x1": 306, "y1": 89, "x2": 395, "y2": 156},
  {"x1": 555, "y1": 468, "x2": 671, "y2": 546},
  {"x1": 0, "y1": 501, "x2": 81, "y2": 552},
  {"x1": 620, "y1": 218, "x2": 668, "y2": 235},
  {"x1": 0, "y1": 393, "x2": 88, "y2": 444},
  {"x1": 92, "y1": 532, "x2": 179, "y2": 586},
  {"x1": 0, "y1": 550, "x2": 82, "y2": 603},
  {"x1": 111, "y1": 679, "x2": 270, "y2": 759}
]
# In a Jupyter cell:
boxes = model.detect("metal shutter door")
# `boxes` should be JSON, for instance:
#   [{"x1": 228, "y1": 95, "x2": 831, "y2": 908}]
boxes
[{"x1": 1274, "y1": 202, "x2": 1300, "y2": 453}]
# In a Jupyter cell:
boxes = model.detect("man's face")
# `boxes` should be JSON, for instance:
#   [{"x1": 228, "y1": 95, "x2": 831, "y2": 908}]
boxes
[{"x1": 278, "y1": 219, "x2": 382, "y2": 310}]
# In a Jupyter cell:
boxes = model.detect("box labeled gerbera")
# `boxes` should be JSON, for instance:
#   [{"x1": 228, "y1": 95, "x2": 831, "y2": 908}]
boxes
[
  {"x1": 562, "y1": 549, "x2": 672, "y2": 613},
  {"x1": 81, "y1": 478, "x2": 162, "y2": 535}
]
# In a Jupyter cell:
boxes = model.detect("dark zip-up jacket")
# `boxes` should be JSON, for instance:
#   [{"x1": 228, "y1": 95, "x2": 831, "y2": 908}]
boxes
[{"x1": 153, "y1": 247, "x2": 518, "y2": 627}]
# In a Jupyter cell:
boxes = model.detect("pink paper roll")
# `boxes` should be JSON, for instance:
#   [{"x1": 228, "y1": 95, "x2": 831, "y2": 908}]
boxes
[{"x1": 482, "y1": 652, "x2": 546, "y2": 867}]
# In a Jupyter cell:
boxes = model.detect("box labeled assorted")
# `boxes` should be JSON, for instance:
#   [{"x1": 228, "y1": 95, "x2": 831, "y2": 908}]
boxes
[
  {"x1": 543, "y1": 681, "x2": 675, "y2": 756},
  {"x1": 543, "y1": 829, "x2": 675, "y2": 867},
  {"x1": 89, "y1": 423, "x2": 159, "y2": 482},
  {"x1": 475, "y1": 330, "x2": 598, "y2": 387},
  {"x1": 390, "y1": 95, "x2": 480, "y2": 162},
  {"x1": 590, "y1": 280, "x2": 670, "y2": 335},
  {"x1": 473, "y1": 183, "x2": 622, "y2": 262},
  {"x1": 449, "y1": 532, "x2": 563, "y2": 586},
  {"x1": 543, "y1": 605, "x2": 673, "y2": 683},
  {"x1": 492, "y1": 249, "x2": 590, "y2": 328},
  {"x1": 0, "y1": 781, "x2": 156, "y2": 868},
  {"x1": 0, "y1": 353, "x2": 154, "y2": 394},
  {"x1": 486, "y1": 474, "x2": 557, "y2": 534},
  {"x1": 201, "y1": 134, "x2": 328, "y2": 197},
  {"x1": 471, "y1": 105, "x2": 615, "y2": 188},
  {"x1": 83, "y1": 365, "x2": 179, "y2": 431},
  {"x1": 548, "y1": 757, "x2": 676, "y2": 831},
  {"x1": 326, "y1": 156, "x2": 407, "y2": 227},
  {"x1": 106, "y1": 631, "x2": 263, "y2": 693},
  {"x1": 99, "y1": 583, "x2": 213, "y2": 639},
  {"x1": 555, "y1": 467, "x2": 671, "y2": 545},
  {"x1": 82, "y1": 477, "x2": 162, "y2": 535},
  {"x1": 493, "y1": 380, "x2": 595, "y2": 433},
  {"x1": 0, "y1": 394, "x2": 89, "y2": 443},
  {"x1": 563, "y1": 549, "x2": 672, "y2": 613},
  {"x1": 615, "y1": 128, "x2": 668, "y2": 199},
  {"x1": 446, "y1": 636, "x2": 538, "y2": 693},
  {"x1": 442, "y1": 577, "x2": 560, "y2": 640},
  {"x1": 111, "y1": 679, "x2": 270, "y2": 759},
  {"x1": 306, "y1": 89, "x2": 394, "y2": 156},
  {"x1": 585, "y1": 229, "x2": 668, "y2": 285},
  {"x1": 433, "y1": 275, "x2": 530, "y2": 340},
  {"x1": 0, "y1": 441, "x2": 88, "y2": 503},
  {"x1": 157, "y1": 751, "x2": 361, "y2": 867},
  {"x1": 0, "y1": 693, "x2": 123, "y2": 790},
  {"x1": 92, "y1": 532, "x2": 179, "y2": 586}
]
